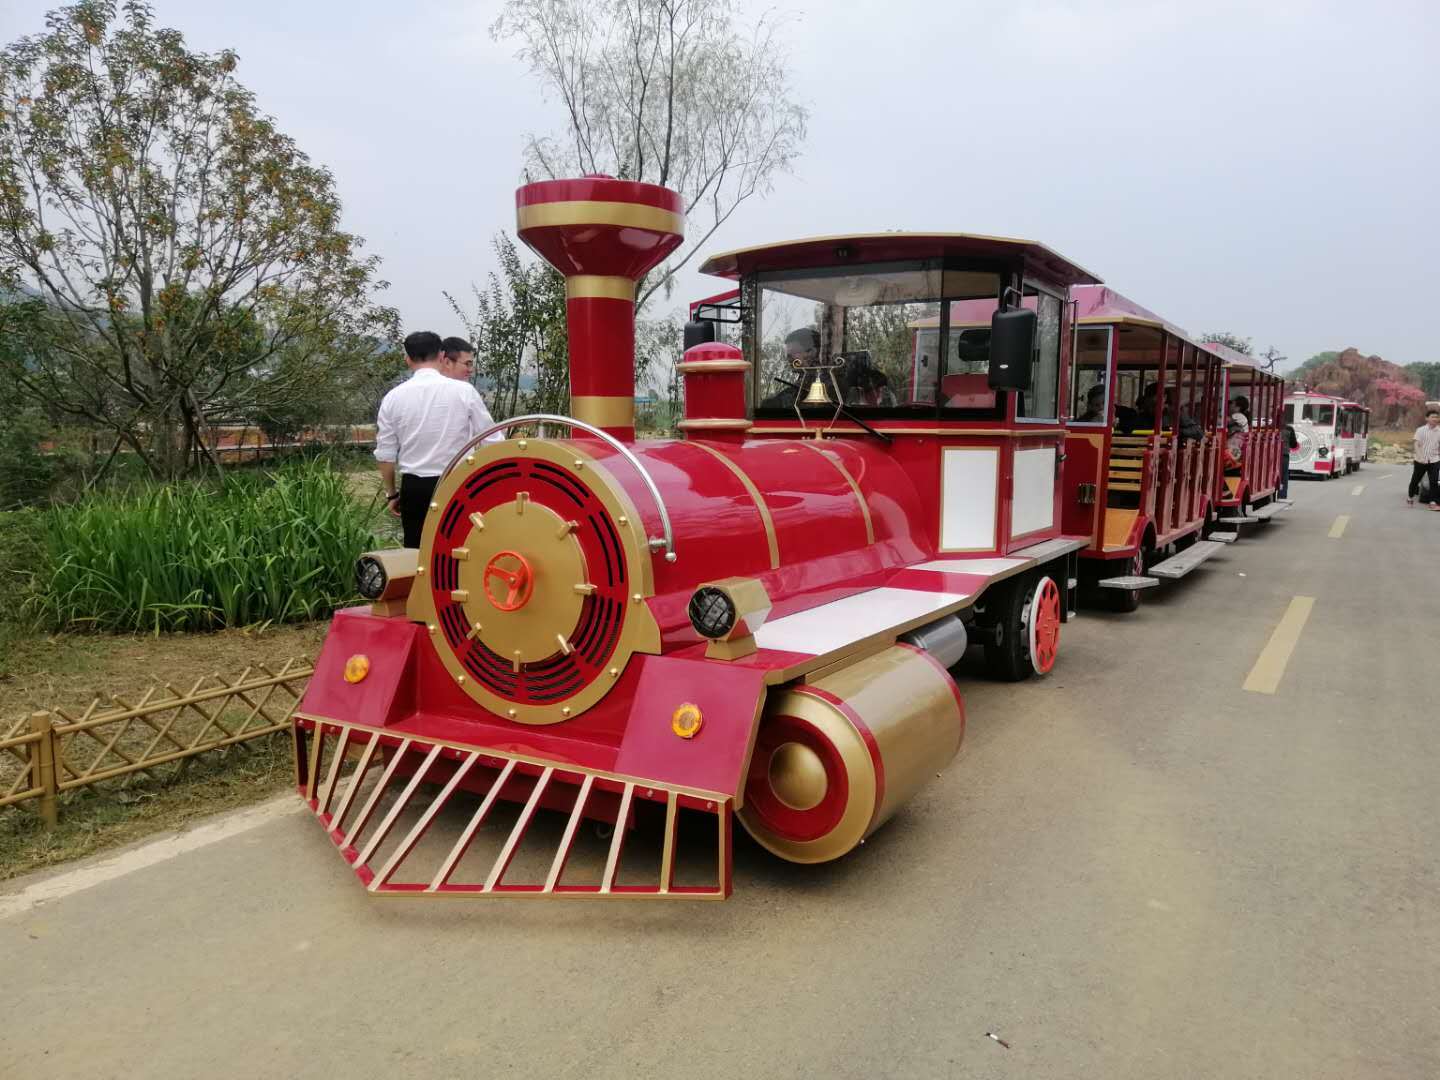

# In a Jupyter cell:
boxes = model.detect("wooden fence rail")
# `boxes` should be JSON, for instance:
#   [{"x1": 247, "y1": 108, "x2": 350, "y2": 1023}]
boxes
[{"x1": 1, "y1": 659, "x2": 313, "y2": 827}]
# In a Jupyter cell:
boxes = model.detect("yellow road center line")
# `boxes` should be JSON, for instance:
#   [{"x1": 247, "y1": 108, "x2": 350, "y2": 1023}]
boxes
[
  {"x1": 1243, "y1": 596, "x2": 1316, "y2": 695},
  {"x1": 1351, "y1": 483, "x2": 1365, "y2": 495},
  {"x1": 1328, "y1": 515, "x2": 1349, "y2": 538}
]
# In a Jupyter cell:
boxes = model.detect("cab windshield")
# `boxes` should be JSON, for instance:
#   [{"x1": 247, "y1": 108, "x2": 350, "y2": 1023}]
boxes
[{"x1": 745, "y1": 261, "x2": 1005, "y2": 417}]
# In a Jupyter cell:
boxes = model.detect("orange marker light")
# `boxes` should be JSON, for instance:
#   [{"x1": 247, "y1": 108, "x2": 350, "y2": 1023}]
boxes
[
  {"x1": 343, "y1": 654, "x2": 371, "y2": 684},
  {"x1": 671, "y1": 703, "x2": 703, "y2": 739}
]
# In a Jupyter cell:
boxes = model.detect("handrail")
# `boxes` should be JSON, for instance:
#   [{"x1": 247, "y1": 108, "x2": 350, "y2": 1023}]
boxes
[{"x1": 442, "y1": 414, "x2": 677, "y2": 563}]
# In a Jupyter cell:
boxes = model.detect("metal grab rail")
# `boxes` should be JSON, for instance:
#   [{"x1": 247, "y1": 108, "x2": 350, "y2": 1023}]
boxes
[{"x1": 443, "y1": 414, "x2": 677, "y2": 563}]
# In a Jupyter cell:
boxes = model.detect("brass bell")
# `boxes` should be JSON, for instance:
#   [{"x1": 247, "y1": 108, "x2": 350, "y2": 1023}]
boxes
[{"x1": 801, "y1": 375, "x2": 834, "y2": 406}]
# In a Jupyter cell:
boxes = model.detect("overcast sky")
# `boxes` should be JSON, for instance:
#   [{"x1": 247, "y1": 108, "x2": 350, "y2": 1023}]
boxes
[{"x1": 3, "y1": 0, "x2": 1437, "y2": 370}]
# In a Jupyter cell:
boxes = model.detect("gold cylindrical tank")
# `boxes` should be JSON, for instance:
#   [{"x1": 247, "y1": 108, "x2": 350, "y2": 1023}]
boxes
[{"x1": 738, "y1": 644, "x2": 965, "y2": 863}]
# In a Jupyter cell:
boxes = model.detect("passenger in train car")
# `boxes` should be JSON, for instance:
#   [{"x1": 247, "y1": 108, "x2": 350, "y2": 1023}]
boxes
[
  {"x1": 1119, "y1": 383, "x2": 1156, "y2": 434},
  {"x1": 1161, "y1": 387, "x2": 1204, "y2": 442},
  {"x1": 1078, "y1": 383, "x2": 1107, "y2": 422},
  {"x1": 1226, "y1": 394, "x2": 1251, "y2": 468}
]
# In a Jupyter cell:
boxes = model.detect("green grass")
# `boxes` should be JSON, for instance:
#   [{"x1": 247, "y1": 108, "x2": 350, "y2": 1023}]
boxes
[{"x1": 30, "y1": 460, "x2": 379, "y2": 633}]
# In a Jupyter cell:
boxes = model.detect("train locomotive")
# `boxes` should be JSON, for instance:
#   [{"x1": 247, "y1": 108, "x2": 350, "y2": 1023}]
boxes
[{"x1": 293, "y1": 174, "x2": 1128, "y2": 899}]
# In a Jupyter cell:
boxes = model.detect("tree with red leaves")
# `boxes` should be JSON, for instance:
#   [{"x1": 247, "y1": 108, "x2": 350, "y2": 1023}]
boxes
[{"x1": 1299, "y1": 347, "x2": 1428, "y2": 427}]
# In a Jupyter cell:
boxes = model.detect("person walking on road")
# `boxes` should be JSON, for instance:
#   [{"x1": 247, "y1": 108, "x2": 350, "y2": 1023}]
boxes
[
  {"x1": 1280, "y1": 421, "x2": 1299, "y2": 499},
  {"x1": 375, "y1": 331, "x2": 500, "y2": 547},
  {"x1": 1406, "y1": 408, "x2": 1440, "y2": 510}
]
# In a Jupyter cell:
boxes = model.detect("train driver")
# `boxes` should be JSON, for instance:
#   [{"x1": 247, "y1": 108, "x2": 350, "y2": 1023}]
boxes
[
  {"x1": 843, "y1": 351, "x2": 897, "y2": 407},
  {"x1": 761, "y1": 328, "x2": 824, "y2": 408}
]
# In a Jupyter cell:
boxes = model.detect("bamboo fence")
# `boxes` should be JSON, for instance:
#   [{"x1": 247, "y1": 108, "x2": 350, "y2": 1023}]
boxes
[{"x1": 1, "y1": 659, "x2": 313, "y2": 826}]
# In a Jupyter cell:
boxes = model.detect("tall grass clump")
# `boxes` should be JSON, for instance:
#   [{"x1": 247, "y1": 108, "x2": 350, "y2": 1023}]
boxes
[{"x1": 33, "y1": 460, "x2": 379, "y2": 632}]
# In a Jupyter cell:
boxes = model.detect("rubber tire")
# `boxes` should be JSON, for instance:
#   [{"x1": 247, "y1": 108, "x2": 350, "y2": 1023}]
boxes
[
  {"x1": 1106, "y1": 550, "x2": 1145, "y2": 614},
  {"x1": 982, "y1": 575, "x2": 1038, "y2": 682}
]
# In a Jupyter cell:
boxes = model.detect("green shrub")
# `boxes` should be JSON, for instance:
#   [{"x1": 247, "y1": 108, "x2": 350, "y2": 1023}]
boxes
[
  {"x1": 31, "y1": 460, "x2": 379, "y2": 632},
  {"x1": 0, "y1": 412, "x2": 57, "y2": 509}
]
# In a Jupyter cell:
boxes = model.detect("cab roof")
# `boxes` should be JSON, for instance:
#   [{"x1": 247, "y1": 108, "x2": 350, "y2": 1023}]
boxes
[{"x1": 698, "y1": 232, "x2": 1101, "y2": 288}]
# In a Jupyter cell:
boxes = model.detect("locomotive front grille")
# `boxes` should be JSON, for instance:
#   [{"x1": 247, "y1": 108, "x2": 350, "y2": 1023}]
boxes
[{"x1": 294, "y1": 717, "x2": 732, "y2": 899}]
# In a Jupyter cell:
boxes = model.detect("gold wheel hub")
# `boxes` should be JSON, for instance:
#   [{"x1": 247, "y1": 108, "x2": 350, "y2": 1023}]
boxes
[
  {"x1": 768, "y1": 741, "x2": 829, "y2": 811},
  {"x1": 456, "y1": 493, "x2": 588, "y2": 665}
]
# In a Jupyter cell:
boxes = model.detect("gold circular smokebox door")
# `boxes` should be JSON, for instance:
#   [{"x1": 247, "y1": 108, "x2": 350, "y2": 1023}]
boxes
[{"x1": 456, "y1": 494, "x2": 588, "y2": 665}]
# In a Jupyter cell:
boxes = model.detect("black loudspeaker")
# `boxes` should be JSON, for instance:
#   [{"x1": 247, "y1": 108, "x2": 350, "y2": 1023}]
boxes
[
  {"x1": 683, "y1": 319, "x2": 717, "y2": 351},
  {"x1": 988, "y1": 307, "x2": 1036, "y2": 391}
]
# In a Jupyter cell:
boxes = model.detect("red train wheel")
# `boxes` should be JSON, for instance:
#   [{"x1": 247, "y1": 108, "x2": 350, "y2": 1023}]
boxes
[{"x1": 1026, "y1": 576, "x2": 1061, "y2": 675}]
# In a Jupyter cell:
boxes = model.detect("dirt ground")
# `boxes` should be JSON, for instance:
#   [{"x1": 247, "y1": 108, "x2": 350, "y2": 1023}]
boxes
[{"x1": 0, "y1": 620, "x2": 328, "y2": 717}]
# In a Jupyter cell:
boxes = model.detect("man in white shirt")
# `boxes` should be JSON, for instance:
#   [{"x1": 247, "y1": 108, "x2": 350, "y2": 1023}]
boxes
[
  {"x1": 375, "y1": 331, "x2": 500, "y2": 547},
  {"x1": 1406, "y1": 408, "x2": 1440, "y2": 510}
]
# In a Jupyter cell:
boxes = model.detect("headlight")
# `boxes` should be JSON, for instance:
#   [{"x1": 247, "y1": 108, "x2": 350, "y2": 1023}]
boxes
[
  {"x1": 356, "y1": 556, "x2": 388, "y2": 600},
  {"x1": 688, "y1": 587, "x2": 737, "y2": 639},
  {"x1": 354, "y1": 549, "x2": 419, "y2": 604}
]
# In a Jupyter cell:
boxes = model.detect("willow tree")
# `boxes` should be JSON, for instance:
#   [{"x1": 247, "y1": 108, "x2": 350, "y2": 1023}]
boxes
[
  {"x1": 0, "y1": 2, "x2": 395, "y2": 478},
  {"x1": 492, "y1": 0, "x2": 808, "y2": 309}
]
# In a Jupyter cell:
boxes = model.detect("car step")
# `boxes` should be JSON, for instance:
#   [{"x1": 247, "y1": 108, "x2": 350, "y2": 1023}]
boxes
[
  {"x1": 1098, "y1": 574, "x2": 1159, "y2": 591},
  {"x1": 1217, "y1": 515, "x2": 1259, "y2": 526},
  {"x1": 1148, "y1": 539, "x2": 1227, "y2": 580},
  {"x1": 1208, "y1": 530, "x2": 1239, "y2": 543},
  {"x1": 1248, "y1": 501, "x2": 1291, "y2": 521}
]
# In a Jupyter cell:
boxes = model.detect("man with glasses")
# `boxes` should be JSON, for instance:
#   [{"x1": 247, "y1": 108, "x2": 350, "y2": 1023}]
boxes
[{"x1": 441, "y1": 336, "x2": 477, "y2": 382}]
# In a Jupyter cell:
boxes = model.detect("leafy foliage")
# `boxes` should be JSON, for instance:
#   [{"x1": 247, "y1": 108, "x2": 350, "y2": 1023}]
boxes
[
  {"x1": 1403, "y1": 361, "x2": 1440, "y2": 399},
  {"x1": 30, "y1": 459, "x2": 377, "y2": 632},
  {"x1": 0, "y1": 408, "x2": 57, "y2": 508},
  {"x1": 448, "y1": 231, "x2": 682, "y2": 423},
  {"x1": 1202, "y1": 331, "x2": 1253, "y2": 356},
  {"x1": 0, "y1": 2, "x2": 397, "y2": 479},
  {"x1": 1299, "y1": 347, "x2": 1428, "y2": 427},
  {"x1": 447, "y1": 232, "x2": 569, "y2": 419},
  {"x1": 1288, "y1": 351, "x2": 1340, "y2": 379},
  {"x1": 493, "y1": 0, "x2": 807, "y2": 308}
]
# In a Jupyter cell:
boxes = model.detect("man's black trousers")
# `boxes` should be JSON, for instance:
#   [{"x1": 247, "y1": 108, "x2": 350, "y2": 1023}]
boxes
[
  {"x1": 399, "y1": 474, "x2": 440, "y2": 548},
  {"x1": 1408, "y1": 460, "x2": 1439, "y2": 503}
]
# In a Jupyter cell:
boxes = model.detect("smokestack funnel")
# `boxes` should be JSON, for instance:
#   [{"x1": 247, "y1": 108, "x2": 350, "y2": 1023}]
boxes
[{"x1": 516, "y1": 176, "x2": 684, "y2": 439}]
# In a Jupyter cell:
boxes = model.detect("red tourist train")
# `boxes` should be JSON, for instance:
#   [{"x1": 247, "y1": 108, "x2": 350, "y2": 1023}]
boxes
[{"x1": 291, "y1": 176, "x2": 1286, "y2": 900}]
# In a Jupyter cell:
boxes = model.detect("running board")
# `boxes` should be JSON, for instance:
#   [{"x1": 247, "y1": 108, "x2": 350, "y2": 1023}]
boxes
[
  {"x1": 1249, "y1": 502, "x2": 1291, "y2": 521},
  {"x1": 293, "y1": 718, "x2": 732, "y2": 900},
  {"x1": 1098, "y1": 575, "x2": 1159, "y2": 591},
  {"x1": 1218, "y1": 515, "x2": 1259, "y2": 526},
  {"x1": 1209, "y1": 530, "x2": 1238, "y2": 543},
  {"x1": 1148, "y1": 539, "x2": 1226, "y2": 580}
]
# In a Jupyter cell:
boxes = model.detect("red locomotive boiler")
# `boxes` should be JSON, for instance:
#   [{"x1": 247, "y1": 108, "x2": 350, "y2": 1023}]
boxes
[{"x1": 293, "y1": 176, "x2": 1099, "y2": 899}]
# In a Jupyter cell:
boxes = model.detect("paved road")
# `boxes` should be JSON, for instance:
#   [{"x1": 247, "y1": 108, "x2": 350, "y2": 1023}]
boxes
[{"x1": 3, "y1": 467, "x2": 1437, "y2": 1079}]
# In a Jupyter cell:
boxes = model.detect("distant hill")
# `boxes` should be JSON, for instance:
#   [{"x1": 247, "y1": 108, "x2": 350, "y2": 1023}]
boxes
[{"x1": 1290, "y1": 347, "x2": 1427, "y2": 427}]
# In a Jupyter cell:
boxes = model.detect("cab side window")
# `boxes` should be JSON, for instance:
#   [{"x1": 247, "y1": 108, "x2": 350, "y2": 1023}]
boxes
[{"x1": 1019, "y1": 292, "x2": 1062, "y2": 420}]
